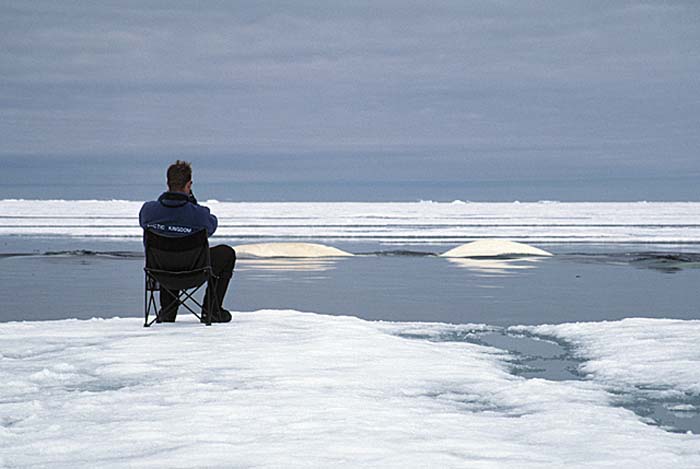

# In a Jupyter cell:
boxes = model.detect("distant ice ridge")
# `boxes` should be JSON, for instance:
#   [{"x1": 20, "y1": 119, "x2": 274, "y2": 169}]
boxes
[
  {"x1": 0, "y1": 311, "x2": 698, "y2": 468},
  {"x1": 1, "y1": 200, "x2": 700, "y2": 243}
]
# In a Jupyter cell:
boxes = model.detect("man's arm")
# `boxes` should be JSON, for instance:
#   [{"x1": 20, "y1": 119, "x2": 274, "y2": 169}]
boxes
[
  {"x1": 204, "y1": 208, "x2": 218, "y2": 237},
  {"x1": 192, "y1": 202, "x2": 217, "y2": 237},
  {"x1": 188, "y1": 191, "x2": 198, "y2": 205},
  {"x1": 138, "y1": 203, "x2": 149, "y2": 230},
  {"x1": 188, "y1": 191, "x2": 217, "y2": 236}
]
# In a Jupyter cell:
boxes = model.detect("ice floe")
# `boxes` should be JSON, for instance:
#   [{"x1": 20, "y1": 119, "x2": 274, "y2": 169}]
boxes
[
  {"x1": 2, "y1": 200, "x2": 700, "y2": 243},
  {"x1": 513, "y1": 318, "x2": 700, "y2": 397}
]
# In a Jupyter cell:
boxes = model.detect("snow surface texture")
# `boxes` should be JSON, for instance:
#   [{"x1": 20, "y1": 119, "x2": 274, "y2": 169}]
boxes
[
  {"x1": 514, "y1": 319, "x2": 700, "y2": 399},
  {"x1": 233, "y1": 242, "x2": 353, "y2": 258},
  {"x1": 2, "y1": 200, "x2": 700, "y2": 243},
  {"x1": 1, "y1": 311, "x2": 699, "y2": 468},
  {"x1": 440, "y1": 240, "x2": 552, "y2": 257}
]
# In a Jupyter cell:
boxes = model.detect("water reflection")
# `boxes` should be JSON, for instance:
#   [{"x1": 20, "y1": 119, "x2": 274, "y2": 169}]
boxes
[
  {"x1": 237, "y1": 258, "x2": 340, "y2": 273},
  {"x1": 445, "y1": 257, "x2": 544, "y2": 275}
]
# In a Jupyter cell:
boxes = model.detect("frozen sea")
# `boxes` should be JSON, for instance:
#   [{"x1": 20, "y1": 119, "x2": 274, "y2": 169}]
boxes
[{"x1": 1, "y1": 200, "x2": 700, "y2": 467}]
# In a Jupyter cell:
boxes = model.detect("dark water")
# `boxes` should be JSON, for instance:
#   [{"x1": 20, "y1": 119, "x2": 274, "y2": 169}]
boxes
[{"x1": 1, "y1": 242, "x2": 699, "y2": 326}]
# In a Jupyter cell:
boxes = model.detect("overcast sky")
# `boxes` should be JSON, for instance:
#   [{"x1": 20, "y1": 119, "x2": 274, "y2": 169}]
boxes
[{"x1": 1, "y1": 1, "x2": 698, "y2": 199}]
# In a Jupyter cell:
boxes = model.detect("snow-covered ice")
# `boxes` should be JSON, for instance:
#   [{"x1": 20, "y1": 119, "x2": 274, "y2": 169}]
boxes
[
  {"x1": 514, "y1": 318, "x2": 700, "y2": 398},
  {"x1": 1, "y1": 311, "x2": 699, "y2": 468}
]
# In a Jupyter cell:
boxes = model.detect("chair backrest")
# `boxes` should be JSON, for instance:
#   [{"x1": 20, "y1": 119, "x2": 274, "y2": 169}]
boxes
[{"x1": 144, "y1": 229, "x2": 211, "y2": 289}]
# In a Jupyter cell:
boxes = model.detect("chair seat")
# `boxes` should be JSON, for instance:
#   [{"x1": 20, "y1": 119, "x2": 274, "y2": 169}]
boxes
[{"x1": 145, "y1": 267, "x2": 212, "y2": 291}]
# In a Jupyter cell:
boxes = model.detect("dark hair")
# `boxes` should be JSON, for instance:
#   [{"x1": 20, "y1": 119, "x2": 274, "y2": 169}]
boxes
[{"x1": 167, "y1": 160, "x2": 192, "y2": 191}]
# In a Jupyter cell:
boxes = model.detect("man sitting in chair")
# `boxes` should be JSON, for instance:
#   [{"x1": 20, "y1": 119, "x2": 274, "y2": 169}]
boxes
[{"x1": 139, "y1": 160, "x2": 235, "y2": 323}]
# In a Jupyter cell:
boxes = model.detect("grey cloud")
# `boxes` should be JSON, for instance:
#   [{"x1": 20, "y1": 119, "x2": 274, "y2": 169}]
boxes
[{"x1": 0, "y1": 0, "x2": 698, "y2": 185}]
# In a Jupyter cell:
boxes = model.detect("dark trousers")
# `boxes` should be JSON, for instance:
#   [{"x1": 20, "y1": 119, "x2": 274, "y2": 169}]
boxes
[{"x1": 159, "y1": 245, "x2": 236, "y2": 321}]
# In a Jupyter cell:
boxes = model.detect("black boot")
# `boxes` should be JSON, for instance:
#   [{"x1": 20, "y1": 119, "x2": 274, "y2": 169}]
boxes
[{"x1": 200, "y1": 307, "x2": 232, "y2": 323}]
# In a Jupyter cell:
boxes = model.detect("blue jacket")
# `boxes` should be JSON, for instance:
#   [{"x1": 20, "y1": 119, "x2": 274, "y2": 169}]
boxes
[{"x1": 139, "y1": 192, "x2": 218, "y2": 237}]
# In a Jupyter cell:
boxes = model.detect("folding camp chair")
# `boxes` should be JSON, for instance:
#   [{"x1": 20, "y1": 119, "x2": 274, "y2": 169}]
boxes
[{"x1": 143, "y1": 229, "x2": 219, "y2": 327}]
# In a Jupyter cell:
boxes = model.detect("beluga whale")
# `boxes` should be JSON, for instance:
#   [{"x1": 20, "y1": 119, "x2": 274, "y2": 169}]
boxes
[
  {"x1": 440, "y1": 239, "x2": 552, "y2": 258},
  {"x1": 233, "y1": 242, "x2": 354, "y2": 258}
]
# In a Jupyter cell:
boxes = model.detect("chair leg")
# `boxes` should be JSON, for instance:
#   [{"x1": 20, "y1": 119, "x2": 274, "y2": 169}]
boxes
[
  {"x1": 205, "y1": 278, "x2": 214, "y2": 326},
  {"x1": 144, "y1": 273, "x2": 162, "y2": 328},
  {"x1": 201, "y1": 275, "x2": 220, "y2": 326},
  {"x1": 145, "y1": 291, "x2": 159, "y2": 328},
  {"x1": 176, "y1": 287, "x2": 205, "y2": 320},
  {"x1": 144, "y1": 273, "x2": 150, "y2": 327},
  {"x1": 144, "y1": 273, "x2": 218, "y2": 327}
]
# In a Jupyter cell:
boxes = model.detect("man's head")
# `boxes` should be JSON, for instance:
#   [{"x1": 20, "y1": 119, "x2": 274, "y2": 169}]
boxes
[{"x1": 167, "y1": 160, "x2": 192, "y2": 193}]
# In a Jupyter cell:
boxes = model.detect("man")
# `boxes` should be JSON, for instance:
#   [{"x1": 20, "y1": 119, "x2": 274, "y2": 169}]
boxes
[{"x1": 139, "y1": 160, "x2": 235, "y2": 323}]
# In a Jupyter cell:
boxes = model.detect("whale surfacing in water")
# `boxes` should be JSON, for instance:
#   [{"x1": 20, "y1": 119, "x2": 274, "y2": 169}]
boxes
[
  {"x1": 233, "y1": 242, "x2": 353, "y2": 258},
  {"x1": 440, "y1": 240, "x2": 552, "y2": 258}
]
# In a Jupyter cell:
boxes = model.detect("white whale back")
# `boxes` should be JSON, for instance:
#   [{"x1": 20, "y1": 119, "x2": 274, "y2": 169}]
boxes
[
  {"x1": 440, "y1": 240, "x2": 552, "y2": 258},
  {"x1": 233, "y1": 240, "x2": 549, "y2": 258},
  {"x1": 234, "y1": 242, "x2": 354, "y2": 258}
]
